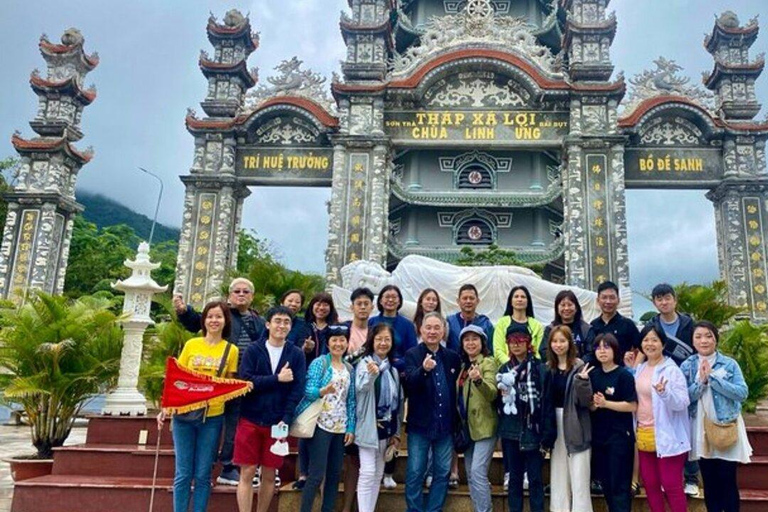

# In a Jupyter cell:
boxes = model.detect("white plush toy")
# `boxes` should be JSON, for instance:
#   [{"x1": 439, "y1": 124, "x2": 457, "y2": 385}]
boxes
[{"x1": 496, "y1": 369, "x2": 518, "y2": 416}]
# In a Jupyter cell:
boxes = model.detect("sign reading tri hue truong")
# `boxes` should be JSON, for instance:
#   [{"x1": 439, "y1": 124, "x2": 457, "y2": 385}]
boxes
[
  {"x1": 384, "y1": 110, "x2": 569, "y2": 145},
  {"x1": 624, "y1": 148, "x2": 724, "y2": 188},
  {"x1": 236, "y1": 147, "x2": 334, "y2": 186}
]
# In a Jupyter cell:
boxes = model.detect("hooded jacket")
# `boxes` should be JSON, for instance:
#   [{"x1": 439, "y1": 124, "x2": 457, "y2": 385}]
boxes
[{"x1": 543, "y1": 359, "x2": 593, "y2": 454}]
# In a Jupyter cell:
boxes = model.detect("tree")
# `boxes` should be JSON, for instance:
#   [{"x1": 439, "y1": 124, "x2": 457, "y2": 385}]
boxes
[
  {"x1": 673, "y1": 281, "x2": 743, "y2": 329},
  {"x1": 719, "y1": 320, "x2": 768, "y2": 413},
  {"x1": 0, "y1": 292, "x2": 124, "y2": 457},
  {"x1": 229, "y1": 230, "x2": 325, "y2": 312},
  {"x1": 455, "y1": 244, "x2": 544, "y2": 274},
  {"x1": 0, "y1": 157, "x2": 19, "y2": 229},
  {"x1": 64, "y1": 216, "x2": 177, "y2": 299}
]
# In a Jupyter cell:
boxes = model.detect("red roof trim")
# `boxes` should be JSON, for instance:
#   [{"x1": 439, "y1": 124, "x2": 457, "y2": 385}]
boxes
[
  {"x1": 185, "y1": 117, "x2": 236, "y2": 130},
  {"x1": 39, "y1": 39, "x2": 99, "y2": 67},
  {"x1": 388, "y1": 49, "x2": 571, "y2": 90},
  {"x1": 186, "y1": 96, "x2": 339, "y2": 132},
  {"x1": 249, "y1": 96, "x2": 339, "y2": 128},
  {"x1": 618, "y1": 96, "x2": 718, "y2": 127},
  {"x1": 29, "y1": 74, "x2": 96, "y2": 103},
  {"x1": 11, "y1": 134, "x2": 92, "y2": 162}
]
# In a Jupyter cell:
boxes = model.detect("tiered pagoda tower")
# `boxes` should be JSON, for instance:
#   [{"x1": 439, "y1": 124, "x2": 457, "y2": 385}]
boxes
[
  {"x1": 703, "y1": 12, "x2": 768, "y2": 316},
  {"x1": 174, "y1": 10, "x2": 258, "y2": 305},
  {"x1": 0, "y1": 29, "x2": 98, "y2": 299}
]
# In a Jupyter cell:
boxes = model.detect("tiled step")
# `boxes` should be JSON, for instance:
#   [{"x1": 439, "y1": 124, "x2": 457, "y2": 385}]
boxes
[
  {"x1": 11, "y1": 475, "x2": 278, "y2": 512},
  {"x1": 84, "y1": 415, "x2": 172, "y2": 447},
  {"x1": 278, "y1": 483, "x2": 713, "y2": 512},
  {"x1": 747, "y1": 426, "x2": 768, "y2": 456},
  {"x1": 738, "y1": 455, "x2": 768, "y2": 490},
  {"x1": 51, "y1": 444, "x2": 298, "y2": 482}
]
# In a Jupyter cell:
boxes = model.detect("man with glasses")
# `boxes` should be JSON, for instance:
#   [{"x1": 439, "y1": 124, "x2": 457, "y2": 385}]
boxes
[{"x1": 174, "y1": 278, "x2": 266, "y2": 485}]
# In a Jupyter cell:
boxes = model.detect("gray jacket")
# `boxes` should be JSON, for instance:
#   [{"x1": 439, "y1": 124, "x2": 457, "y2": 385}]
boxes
[
  {"x1": 543, "y1": 359, "x2": 593, "y2": 455},
  {"x1": 354, "y1": 356, "x2": 404, "y2": 449}
]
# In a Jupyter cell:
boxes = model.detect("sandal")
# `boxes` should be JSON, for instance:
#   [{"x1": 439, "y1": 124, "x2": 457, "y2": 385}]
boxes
[
  {"x1": 449, "y1": 474, "x2": 459, "y2": 489},
  {"x1": 631, "y1": 481, "x2": 641, "y2": 497}
]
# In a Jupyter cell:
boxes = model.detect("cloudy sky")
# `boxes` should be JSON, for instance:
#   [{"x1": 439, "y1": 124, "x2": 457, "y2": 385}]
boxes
[{"x1": 1, "y1": 0, "x2": 766, "y2": 316}]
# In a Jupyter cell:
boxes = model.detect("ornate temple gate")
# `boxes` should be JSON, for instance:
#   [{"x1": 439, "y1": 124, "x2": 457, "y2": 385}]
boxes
[{"x1": 170, "y1": 5, "x2": 768, "y2": 322}]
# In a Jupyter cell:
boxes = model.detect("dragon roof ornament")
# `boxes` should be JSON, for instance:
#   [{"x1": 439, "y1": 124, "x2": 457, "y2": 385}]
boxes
[
  {"x1": 391, "y1": 0, "x2": 563, "y2": 79},
  {"x1": 621, "y1": 57, "x2": 716, "y2": 117},
  {"x1": 244, "y1": 57, "x2": 337, "y2": 116}
]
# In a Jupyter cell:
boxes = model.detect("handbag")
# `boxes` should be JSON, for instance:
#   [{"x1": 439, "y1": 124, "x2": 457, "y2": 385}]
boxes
[
  {"x1": 453, "y1": 376, "x2": 472, "y2": 454},
  {"x1": 636, "y1": 426, "x2": 656, "y2": 452},
  {"x1": 290, "y1": 357, "x2": 330, "y2": 439},
  {"x1": 703, "y1": 411, "x2": 738, "y2": 452},
  {"x1": 175, "y1": 342, "x2": 232, "y2": 423}
]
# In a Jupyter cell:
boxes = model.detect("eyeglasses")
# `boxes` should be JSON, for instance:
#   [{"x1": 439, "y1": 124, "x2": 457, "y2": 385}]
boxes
[{"x1": 231, "y1": 289, "x2": 252, "y2": 295}]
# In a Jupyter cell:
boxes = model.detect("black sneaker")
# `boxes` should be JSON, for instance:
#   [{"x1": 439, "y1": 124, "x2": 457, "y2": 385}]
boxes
[
  {"x1": 292, "y1": 478, "x2": 307, "y2": 490},
  {"x1": 591, "y1": 480, "x2": 603, "y2": 496}
]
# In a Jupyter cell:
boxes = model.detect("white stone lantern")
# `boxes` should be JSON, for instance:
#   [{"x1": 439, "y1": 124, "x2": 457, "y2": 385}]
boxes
[{"x1": 102, "y1": 242, "x2": 168, "y2": 416}]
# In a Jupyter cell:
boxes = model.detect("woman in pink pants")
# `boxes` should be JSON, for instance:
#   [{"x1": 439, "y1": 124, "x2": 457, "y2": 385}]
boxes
[{"x1": 630, "y1": 324, "x2": 691, "y2": 512}]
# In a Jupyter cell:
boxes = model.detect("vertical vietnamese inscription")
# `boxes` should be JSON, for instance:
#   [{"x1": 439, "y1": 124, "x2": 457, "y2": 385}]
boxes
[
  {"x1": 188, "y1": 193, "x2": 218, "y2": 305},
  {"x1": 743, "y1": 197, "x2": 768, "y2": 317},
  {"x1": 586, "y1": 155, "x2": 613, "y2": 288},
  {"x1": 344, "y1": 154, "x2": 370, "y2": 264},
  {"x1": 10, "y1": 210, "x2": 39, "y2": 298}
]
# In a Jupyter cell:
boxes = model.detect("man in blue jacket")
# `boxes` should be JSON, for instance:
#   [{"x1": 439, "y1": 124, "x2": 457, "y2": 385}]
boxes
[
  {"x1": 446, "y1": 284, "x2": 495, "y2": 352},
  {"x1": 173, "y1": 278, "x2": 266, "y2": 485},
  {"x1": 403, "y1": 312, "x2": 462, "y2": 512},
  {"x1": 234, "y1": 306, "x2": 306, "y2": 512}
]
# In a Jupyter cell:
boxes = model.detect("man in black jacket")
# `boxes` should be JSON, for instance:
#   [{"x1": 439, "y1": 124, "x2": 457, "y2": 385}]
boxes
[
  {"x1": 173, "y1": 277, "x2": 266, "y2": 485},
  {"x1": 234, "y1": 306, "x2": 306, "y2": 512},
  {"x1": 403, "y1": 312, "x2": 461, "y2": 512}
]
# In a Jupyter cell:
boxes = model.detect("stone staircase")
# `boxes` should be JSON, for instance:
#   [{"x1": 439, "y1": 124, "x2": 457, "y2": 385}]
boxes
[{"x1": 10, "y1": 414, "x2": 768, "y2": 511}]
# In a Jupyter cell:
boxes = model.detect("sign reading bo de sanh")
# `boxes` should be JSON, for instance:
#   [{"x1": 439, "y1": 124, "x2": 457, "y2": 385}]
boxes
[
  {"x1": 236, "y1": 147, "x2": 334, "y2": 186},
  {"x1": 624, "y1": 148, "x2": 724, "y2": 188},
  {"x1": 384, "y1": 110, "x2": 569, "y2": 145}
]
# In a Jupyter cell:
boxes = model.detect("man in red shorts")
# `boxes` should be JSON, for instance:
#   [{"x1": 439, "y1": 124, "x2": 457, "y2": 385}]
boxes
[{"x1": 235, "y1": 305, "x2": 307, "y2": 512}]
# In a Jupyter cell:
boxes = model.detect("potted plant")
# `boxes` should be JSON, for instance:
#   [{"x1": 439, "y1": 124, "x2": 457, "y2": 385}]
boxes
[{"x1": 0, "y1": 292, "x2": 123, "y2": 480}]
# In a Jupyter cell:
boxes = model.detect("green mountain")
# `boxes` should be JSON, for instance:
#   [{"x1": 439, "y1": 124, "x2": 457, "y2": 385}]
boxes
[{"x1": 76, "y1": 190, "x2": 180, "y2": 244}]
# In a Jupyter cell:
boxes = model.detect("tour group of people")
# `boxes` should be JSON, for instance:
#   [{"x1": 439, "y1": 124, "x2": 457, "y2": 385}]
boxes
[{"x1": 161, "y1": 278, "x2": 752, "y2": 512}]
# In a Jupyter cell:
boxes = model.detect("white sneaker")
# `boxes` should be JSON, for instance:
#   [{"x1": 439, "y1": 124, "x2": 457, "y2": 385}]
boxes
[
  {"x1": 383, "y1": 475, "x2": 397, "y2": 489},
  {"x1": 523, "y1": 472, "x2": 529, "y2": 491},
  {"x1": 503, "y1": 472, "x2": 509, "y2": 492},
  {"x1": 684, "y1": 482, "x2": 699, "y2": 497},
  {"x1": 425, "y1": 476, "x2": 433, "y2": 489}
]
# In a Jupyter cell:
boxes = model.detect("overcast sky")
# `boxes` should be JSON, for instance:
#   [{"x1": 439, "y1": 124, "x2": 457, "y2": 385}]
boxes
[{"x1": 1, "y1": 0, "x2": 766, "y2": 316}]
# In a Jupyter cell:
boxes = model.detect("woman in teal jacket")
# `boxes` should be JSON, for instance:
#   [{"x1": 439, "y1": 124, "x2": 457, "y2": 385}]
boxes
[{"x1": 295, "y1": 325, "x2": 356, "y2": 512}]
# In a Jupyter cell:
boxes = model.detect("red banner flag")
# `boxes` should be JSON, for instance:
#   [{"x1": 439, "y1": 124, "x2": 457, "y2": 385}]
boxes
[{"x1": 160, "y1": 357, "x2": 252, "y2": 415}]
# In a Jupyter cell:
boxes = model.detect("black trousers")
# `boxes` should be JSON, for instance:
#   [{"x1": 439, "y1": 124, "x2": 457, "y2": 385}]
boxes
[
  {"x1": 219, "y1": 397, "x2": 241, "y2": 470},
  {"x1": 300, "y1": 428, "x2": 346, "y2": 512},
  {"x1": 593, "y1": 439, "x2": 634, "y2": 512},
  {"x1": 700, "y1": 458, "x2": 740, "y2": 512},
  {"x1": 502, "y1": 439, "x2": 544, "y2": 512}
]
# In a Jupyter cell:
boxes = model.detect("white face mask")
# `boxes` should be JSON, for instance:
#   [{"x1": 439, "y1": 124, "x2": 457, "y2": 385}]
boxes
[{"x1": 270, "y1": 439, "x2": 290, "y2": 457}]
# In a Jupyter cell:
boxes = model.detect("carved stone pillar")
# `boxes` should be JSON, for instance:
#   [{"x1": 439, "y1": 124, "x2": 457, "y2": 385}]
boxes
[{"x1": 708, "y1": 180, "x2": 768, "y2": 320}]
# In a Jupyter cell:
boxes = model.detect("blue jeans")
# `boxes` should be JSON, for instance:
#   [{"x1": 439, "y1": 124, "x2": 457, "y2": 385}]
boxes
[
  {"x1": 172, "y1": 415, "x2": 224, "y2": 512},
  {"x1": 405, "y1": 432, "x2": 453, "y2": 512}
]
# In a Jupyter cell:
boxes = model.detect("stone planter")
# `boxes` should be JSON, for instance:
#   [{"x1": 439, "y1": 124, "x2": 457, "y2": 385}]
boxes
[{"x1": 4, "y1": 457, "x2": 54, "y2": 482}]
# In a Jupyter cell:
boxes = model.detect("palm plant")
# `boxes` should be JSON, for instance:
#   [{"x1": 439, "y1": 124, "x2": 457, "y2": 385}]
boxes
[
  {"x1": 139, "y1": 296, "x2": 195, "y2": 407},
  {"x1": 0, "y1": 292, "x2": 123, "y2": 458},
  {"x1": 720, "y1": 320, "x2": 768, "y2": 413},
  {"x1": 674, "y1": 281, "x2": 743, "y2": 328}
]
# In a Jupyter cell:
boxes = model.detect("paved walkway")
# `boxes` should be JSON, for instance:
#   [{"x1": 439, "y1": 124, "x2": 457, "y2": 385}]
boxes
[{"x1": 0, "y1": 424, "x2": 87, "y2": 512}]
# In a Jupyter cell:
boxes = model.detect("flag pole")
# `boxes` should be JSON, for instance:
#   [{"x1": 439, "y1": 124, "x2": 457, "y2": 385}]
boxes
[{"x1": 148, "y1": 422, "x2": 163, "y2": 512}]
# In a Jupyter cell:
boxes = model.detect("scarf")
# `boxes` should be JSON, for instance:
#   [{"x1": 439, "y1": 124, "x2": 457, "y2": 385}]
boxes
[
  {"x1": 515, "y1": 353, "x2": 541, "y2": 433},
  {"x1": 373, "y1": 354, "x2": 398, "y2": 422}
]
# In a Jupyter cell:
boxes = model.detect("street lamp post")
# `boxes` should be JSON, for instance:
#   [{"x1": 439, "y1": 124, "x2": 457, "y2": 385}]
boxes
[{"x1": 138, "y1": 167, "x2": 164, "y2": 247}]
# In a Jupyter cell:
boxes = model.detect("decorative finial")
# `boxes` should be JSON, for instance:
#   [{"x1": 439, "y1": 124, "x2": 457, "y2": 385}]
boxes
[
  {"x1": 61, "y1": 28, "x2": 84, "y2": 46},
  {"x1": 718, "y1": 11, "x2": 740, "y2": 28},
  {"x1": 223, "y1": 9, "x2": 245, "y2": 27}
]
